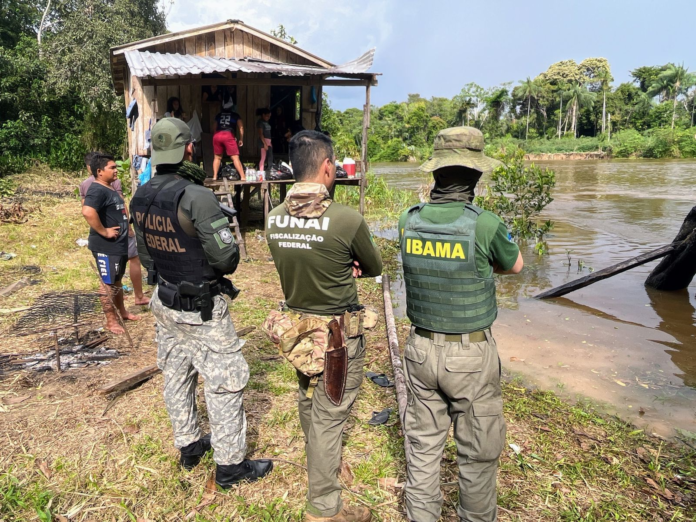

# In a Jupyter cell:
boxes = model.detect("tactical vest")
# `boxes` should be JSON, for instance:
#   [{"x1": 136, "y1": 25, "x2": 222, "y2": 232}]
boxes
[
  {"x1": 401, "y1": 203, "x2": 497, "y2": 334},
  {"x1": 131, "y1": 176, "x2": 217, "y2": 285}
]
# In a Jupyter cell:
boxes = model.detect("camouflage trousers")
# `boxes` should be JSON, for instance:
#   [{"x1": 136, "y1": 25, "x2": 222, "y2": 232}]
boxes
[
  {"x1": 297, "y1": 335, "x2": 365, "y2": 518},
  {"x1": 151, "y1": 291, "x2": 249, "y2": 466},
  {"x1": 403, "y1": 327, "x2": 506, "y2": 522}
]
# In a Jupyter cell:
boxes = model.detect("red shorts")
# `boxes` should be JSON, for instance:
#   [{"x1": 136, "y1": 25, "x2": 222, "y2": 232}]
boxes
[{"x1": 213, "y1": 131, "x2": 240, "y2": 156}]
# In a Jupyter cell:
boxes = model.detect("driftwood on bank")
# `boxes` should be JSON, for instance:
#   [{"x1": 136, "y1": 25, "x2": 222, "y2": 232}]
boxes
[
  {"x1": 382, "y1": 274, "x2": 411, "y2": 466},
  {"x1": 535, "y1": 244, "x2": 676, "y2": 299},
  {"x1": 646, "y1": 205, "x2": 696, "y2": 291}
]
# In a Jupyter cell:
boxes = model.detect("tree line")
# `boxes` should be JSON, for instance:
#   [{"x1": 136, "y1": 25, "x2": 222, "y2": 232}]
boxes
[
  {"x1": 323, "y1": 58, "x2": 696, "y2": 161},
  {"x1": 0, "y1": 0, "x2": 165, "y2": 176}
]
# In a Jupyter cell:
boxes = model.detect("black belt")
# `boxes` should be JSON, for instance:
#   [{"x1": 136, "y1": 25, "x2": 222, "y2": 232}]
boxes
[
  {"x1": 414, "y1": 327, "x2": 487, "y2": 343},
  {"x1": 158, "y1": 278, "x2": 221, "y2": 312}
]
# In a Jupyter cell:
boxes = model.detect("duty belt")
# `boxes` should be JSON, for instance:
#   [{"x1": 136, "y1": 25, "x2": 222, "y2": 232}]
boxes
[
  {"x1": 158, "y1": 278, "x2": 221, "y2": 313},
  {"x1": 414, "y1": 327, "x2": 487, "y2": 343}
]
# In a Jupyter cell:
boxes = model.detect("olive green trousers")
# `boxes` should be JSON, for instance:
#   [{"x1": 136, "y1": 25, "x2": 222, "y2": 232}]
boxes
[
  {"x1": 297, "y1": 335, "x2": 365, "y2": 517},
  {"x1": 403, "y1": 327, "x2": 506, "y2": 522}
]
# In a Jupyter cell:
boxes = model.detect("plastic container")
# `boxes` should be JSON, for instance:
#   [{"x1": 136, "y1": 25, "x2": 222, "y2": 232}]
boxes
[
  {"x1": 258, "y1": 170, "x2": 265, "y2": 182},
  {"x1": 343, "y1": 157, "x2": 356, "y2": 178}
]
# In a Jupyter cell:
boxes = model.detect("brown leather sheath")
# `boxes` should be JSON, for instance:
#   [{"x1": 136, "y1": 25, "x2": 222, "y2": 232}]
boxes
[{"x1": 324, "y1": 319, "x2": 347, "y2": 406}]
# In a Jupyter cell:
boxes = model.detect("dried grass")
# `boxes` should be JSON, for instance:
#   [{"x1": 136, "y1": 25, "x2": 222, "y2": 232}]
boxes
[{"x1": 0, "y1": 169, "x2": 694, "y2": 521}]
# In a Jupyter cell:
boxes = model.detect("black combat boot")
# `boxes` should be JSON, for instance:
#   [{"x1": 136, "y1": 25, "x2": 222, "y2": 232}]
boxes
[
  {"x1": 179, "y1": 434, "x2": 212, "y2": 470},
  {"x1": 215, "y1": 459, "x2": 273, "y2": 488}
]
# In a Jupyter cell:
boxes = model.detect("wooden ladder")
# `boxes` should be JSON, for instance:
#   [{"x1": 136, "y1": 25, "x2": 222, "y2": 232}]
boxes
[{"x1": 221, "y1": 177, "x2": 247, "y2": 259}]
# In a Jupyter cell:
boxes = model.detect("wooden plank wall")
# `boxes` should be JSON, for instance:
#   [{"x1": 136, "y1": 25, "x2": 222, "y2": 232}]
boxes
[{"x1": 148, "y1": 28, "x2": 318, "y2": 63}]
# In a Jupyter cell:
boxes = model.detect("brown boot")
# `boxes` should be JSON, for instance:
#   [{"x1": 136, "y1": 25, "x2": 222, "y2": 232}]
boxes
[{"x1": 304, "y1": 505, "x2": 371, "y2": 522}]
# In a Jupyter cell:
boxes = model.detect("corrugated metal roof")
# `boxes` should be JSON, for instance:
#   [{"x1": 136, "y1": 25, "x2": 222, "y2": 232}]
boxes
[{"x1": 124, "y1": 48, "x2": 376, "y2": 79}]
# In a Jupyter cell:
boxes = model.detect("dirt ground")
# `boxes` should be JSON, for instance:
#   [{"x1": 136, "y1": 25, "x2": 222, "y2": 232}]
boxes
[{"x1": 0, "y1": 169, "x2": 694, "y2": 521}]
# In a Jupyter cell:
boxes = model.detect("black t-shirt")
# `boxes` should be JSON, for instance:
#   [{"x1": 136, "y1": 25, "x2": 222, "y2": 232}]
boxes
[
  {"x1": 83, "y1": 182, "x2": 129, "y2": 255},
  {"x1": 215, "y1": 111, "x2": 241, "y2": 132}
]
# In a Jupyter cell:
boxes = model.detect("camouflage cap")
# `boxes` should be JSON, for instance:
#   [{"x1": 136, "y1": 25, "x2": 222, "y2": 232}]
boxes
[
  {"x1": 151, "y1": 118, "x2": 191, "y2": 167},
  {"x1": 419, "y1": 126, "x2": 502, "y2": 174}
]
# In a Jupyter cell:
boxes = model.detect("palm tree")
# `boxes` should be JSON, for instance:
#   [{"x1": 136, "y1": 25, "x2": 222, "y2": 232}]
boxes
[
  {"x1": 518, "y1": 77, "x2": 542, "y2": 140},
  {"x1": 556, "y1": 82, "x2": 568, "y2": 138},
  {"x1": 596, "y1": 69, "x2": 613, "y2": 135},
  {"x1": 648, "y1": 64, "x2": 696, "y2": 129},
  {"x1": 565, "y1": 83, "x2": 596, "y2": 138}
]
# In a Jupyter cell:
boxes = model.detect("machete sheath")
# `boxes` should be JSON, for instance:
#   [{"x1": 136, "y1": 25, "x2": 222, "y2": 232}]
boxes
[{"x1": 324, "y1": 319, "x2": 347, "y2": 406}]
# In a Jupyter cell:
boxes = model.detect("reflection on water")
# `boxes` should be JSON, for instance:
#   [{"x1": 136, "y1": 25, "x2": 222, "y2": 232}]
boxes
[{"x1": 373, "y1": 160, "x2": 696, "y2": 435}]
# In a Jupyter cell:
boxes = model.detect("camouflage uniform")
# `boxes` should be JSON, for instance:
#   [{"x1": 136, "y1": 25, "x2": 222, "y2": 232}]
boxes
[{"x1": 151, "y1": 292, "x2": 249, "y2": 465}]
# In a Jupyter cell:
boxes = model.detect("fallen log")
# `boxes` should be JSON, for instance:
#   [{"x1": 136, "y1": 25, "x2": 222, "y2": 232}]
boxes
[
  {"x1": 98, "y1": 365, "x2": 161, "y2": 395},
  {"x1": 382, "y1": 274, "x2": 411, "y2": 466},
  {"x1": 535, "y1": 243, "x2": 676, "y2": 299},
  {"x1": 646, "y1": 206, "x2": 696, "y2": 291}
]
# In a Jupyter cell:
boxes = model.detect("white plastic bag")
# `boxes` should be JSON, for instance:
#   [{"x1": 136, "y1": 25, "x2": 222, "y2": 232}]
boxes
[{"x1": 187, "y1": 111, "x2": 203, "y2": 142}]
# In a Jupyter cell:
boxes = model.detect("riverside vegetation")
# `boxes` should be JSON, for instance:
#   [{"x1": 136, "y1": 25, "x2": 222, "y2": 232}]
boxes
[{"x1": 1, "y1": 168, "x2": 695, "y2": 521}]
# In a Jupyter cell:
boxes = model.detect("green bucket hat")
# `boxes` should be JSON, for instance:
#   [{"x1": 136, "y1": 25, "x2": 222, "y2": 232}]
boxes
[
  {"x1": 419, "y1": 126, "x2": 502, "y2": 173},
  {"x1": 151, "y1": 118, "x2": 191, "y2": 167}
]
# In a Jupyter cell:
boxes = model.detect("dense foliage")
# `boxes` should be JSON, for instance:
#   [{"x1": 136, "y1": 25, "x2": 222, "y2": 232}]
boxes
[
  {"x1": 323, "y1": 59, "x2": 696, "y2": 161},
  {"x1": 474, "y1": 149, "x2": 555, "y2": 253},
  {"x1": 0, "y1": 0, "x2": 165, "y2": 176}
]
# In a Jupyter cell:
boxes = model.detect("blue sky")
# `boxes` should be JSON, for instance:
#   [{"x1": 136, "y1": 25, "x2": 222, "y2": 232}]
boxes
[{"x1": 168, "y1": 0, "x2": 696, "y2": 110}]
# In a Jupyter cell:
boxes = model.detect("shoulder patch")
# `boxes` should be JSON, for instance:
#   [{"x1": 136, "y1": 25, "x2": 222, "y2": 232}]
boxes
[{"x1": 217, "y1": 228, "x2": 233, "y2": 244}]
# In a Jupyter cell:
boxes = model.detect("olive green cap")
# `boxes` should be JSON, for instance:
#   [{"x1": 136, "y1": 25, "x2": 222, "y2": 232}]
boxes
[
  {"x1": 151, "y1": 118, "x2": 191, "y2": 167},
  {"x1": 419, "y1": 126, "x2": 502, "y2": 174}
]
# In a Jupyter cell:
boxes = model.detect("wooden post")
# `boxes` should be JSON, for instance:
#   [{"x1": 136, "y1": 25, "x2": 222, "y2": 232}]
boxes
[
  {"x1": 381, "y1": 274, "x2": 411, "y2": 466},
  {"x1": 222, "y1": 177, "x2": 246, "y2": 259},
  {"x1": 241, "y1": 185, "x2": 251, "y2": 227},
  {"x1": 359, "y1": 82, "x2": 371, "y2": 215},
  {"x1": 53, "y1": 331, "x2": 61, "y2": 373}
]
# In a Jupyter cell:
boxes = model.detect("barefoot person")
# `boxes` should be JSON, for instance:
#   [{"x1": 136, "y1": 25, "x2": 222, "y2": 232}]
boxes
[
  {"x1": 81, "y1": 153, "x2": 140, "y2": 333},
  {"x1": 80, "y1": 152, "x2": 148, "y2": 306}
]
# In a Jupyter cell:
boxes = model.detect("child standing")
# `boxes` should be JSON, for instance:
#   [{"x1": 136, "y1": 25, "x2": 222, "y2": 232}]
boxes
[{"x1": 256, "y1": 108, "x2": 273, "y2": 172}]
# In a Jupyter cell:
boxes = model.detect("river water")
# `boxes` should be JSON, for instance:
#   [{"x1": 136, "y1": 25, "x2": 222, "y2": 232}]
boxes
[{"x1": 373, "y1": 160, "x2": 696, "y2": 437}]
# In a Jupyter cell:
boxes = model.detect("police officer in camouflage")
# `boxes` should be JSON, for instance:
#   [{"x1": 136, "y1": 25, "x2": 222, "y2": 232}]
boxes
[
  {"x1": 398, "y1": 127, "x2": 523, "y2": 522},
  {"x1": 130, "y1": 118, "x2": 272, "y2": 488}
]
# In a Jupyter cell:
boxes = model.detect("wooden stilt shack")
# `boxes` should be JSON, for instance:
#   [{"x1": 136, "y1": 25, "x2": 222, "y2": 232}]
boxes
[{"x1": 109, "y1": 20, "x2": 378, "y2": 214}]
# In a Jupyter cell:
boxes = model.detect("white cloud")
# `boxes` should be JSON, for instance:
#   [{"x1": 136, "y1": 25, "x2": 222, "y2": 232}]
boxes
[{"x1": 166, "y1": 0, "x2": 394, "y2": 64}]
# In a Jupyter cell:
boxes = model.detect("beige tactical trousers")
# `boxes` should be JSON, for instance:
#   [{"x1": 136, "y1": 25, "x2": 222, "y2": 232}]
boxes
[
  {"x1": 297, "y1": 335, "x2": 365, "y2": 518},
  {"x1": 403, "y1": 327, "x2": 506, "y2": 522}
]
